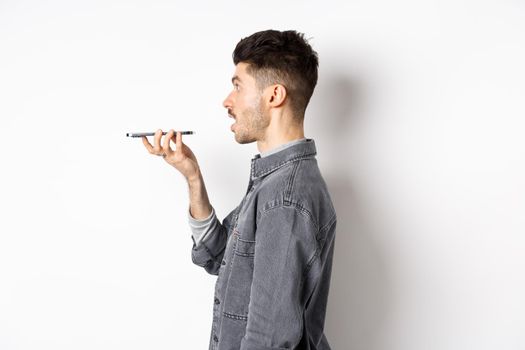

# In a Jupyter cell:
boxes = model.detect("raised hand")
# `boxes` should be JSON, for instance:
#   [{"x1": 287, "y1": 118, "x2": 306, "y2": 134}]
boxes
[{"x1": 142, "y1": 129, "x2": 200, "y2": 181}]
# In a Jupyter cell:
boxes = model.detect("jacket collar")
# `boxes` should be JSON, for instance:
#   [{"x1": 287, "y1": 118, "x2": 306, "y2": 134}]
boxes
[{"x1": 250, "y1": 138, "x2": 317, "y2": 180}]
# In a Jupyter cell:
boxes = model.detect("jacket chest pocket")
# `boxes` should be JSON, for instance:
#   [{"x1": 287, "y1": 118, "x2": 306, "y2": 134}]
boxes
[{"x1": 223, "y1": 230, "x2": 255, "y2": 319}]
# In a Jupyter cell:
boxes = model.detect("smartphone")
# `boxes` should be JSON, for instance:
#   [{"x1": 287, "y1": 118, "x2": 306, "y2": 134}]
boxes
[{"x1": 126, "y1": 131, "x2": 195, "y2": 137}]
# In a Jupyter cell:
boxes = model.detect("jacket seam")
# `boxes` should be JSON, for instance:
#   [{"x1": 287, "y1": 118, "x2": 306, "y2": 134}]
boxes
[
  {"x1": 319, "y1": 212, "x2": 337, "y2": 235},
  {"x1": 284, "y1": 161, "x2": 300, "y2": 205},
  {"x1": 258, "y1": 201, "x2": 319, "y2": 233},
  {"x1": 223, "y1": 311, "x2": 248, "y2": 321}
]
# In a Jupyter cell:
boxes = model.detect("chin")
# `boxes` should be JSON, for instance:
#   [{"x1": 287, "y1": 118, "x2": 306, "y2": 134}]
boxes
[{"x1": 234, "y1": 133, "x2": 256, "y2": 145}]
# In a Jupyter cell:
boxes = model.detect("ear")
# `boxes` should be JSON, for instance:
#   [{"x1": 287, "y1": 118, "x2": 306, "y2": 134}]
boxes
[{"x1": 267, "y1": 84, "x2": 287, "y2": 108}]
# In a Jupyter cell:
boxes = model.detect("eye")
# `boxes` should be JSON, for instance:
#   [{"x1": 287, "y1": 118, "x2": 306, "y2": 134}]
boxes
[{"x1": 233, "y1": 83, "x2": 240, "y2": 91}]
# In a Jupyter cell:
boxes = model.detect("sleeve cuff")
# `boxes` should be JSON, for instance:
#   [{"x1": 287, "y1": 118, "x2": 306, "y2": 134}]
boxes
[
  {"x1": 188, "y1": 206, "x2": 215, "y2": 226},
  {"x1": 188, "y1": 206, "x2": 217, "y2": 246}
]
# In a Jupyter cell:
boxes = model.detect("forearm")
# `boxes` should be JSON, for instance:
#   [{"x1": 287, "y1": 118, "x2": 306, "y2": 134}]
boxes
[
  {"x1": 187, "y1": 170, "x2": 212, "y2": 220},
  {"x1": 187, "y1": 169, "x2": 232, "y2": 276}
]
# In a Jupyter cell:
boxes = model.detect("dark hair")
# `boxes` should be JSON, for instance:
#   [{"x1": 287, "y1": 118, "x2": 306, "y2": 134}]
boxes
[{"x1": 232, "y1": 29, "x2": 319, "y2": 120}]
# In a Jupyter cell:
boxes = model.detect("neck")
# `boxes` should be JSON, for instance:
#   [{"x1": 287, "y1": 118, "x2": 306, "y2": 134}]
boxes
[{"x1": 257, "y1": 112, "x2": 305, "y2": 153}]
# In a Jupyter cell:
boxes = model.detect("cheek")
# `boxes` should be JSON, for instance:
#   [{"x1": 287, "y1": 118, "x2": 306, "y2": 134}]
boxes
[
  {"x1": 239, "y1": 91, "x2": 259, "y2": 106},
  {"x1": 237, "y1": 95, "x2": 249, "y2": 107}
]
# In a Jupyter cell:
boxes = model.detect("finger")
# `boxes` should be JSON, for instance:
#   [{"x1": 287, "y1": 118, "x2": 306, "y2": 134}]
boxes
[
  {"x1": 163, "y1": 129, "x2": 175, "y2": 156},
  {"x1": 141, "y1": 136, "x2": 154, "y2": 153},
  {"x1": 153, "y1": 129, "x2": 163, "y2": 152},
  {"x1": 175, "y1": 131, "x2": 182, "y2": 152}
]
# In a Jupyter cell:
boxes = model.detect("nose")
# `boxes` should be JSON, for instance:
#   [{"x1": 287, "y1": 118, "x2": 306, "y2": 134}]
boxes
[{"x1": 223, "y1": 91, "x2": 233, "y2": 110}]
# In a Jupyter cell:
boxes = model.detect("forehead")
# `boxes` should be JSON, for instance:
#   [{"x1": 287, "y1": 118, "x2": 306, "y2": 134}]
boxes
[{"x1": 232, "y1": 62, "x2": 254, "y2": 82}]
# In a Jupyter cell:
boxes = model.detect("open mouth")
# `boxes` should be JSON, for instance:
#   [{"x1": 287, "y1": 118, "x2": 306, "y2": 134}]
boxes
[{"x1": 228, "y1": 113, "x2": 236, "y2": 131}]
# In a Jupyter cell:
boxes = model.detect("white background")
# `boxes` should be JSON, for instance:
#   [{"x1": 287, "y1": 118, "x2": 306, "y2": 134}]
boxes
[{"x1": 1, "y1": 0, "x2": 524, "y2": 349}]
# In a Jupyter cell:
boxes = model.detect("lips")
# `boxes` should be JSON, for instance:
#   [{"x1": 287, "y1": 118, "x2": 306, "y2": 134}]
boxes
[{"x1": 228, "y1": 112, "x2": 236, "y2": 131}]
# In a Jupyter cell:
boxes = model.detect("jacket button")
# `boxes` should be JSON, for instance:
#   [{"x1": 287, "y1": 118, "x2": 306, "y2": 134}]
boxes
[
  {"x1": 213, "y1": 335, "x2": 219, "y2": 342},
  {"x1": 214, "y1": 298, "x2": 220, "y2": 305}
]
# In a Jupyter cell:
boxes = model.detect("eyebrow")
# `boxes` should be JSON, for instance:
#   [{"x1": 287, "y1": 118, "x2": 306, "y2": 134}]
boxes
[{"x1": 231, "y1": 75, "x2": 242, "y2": 84}]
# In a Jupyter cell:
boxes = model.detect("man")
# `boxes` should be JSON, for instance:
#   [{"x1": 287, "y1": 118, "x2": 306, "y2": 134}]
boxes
[{"x1": 142, "y1": 29, "x2": 336, "y2": 350}]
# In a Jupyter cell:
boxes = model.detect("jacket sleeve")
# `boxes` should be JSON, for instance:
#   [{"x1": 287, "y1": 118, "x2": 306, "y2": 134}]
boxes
[
  {"x1": 240, "y1": 205, "x2": 318, "y2": 350},
  {"x1": 190, "y1": 206, "x2": 237, "y2": 276}
]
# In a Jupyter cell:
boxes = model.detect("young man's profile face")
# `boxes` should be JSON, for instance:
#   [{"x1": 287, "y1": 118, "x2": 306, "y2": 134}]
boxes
[{"x1": 223, "y1": 62, "x2": 270, "y2": 144}]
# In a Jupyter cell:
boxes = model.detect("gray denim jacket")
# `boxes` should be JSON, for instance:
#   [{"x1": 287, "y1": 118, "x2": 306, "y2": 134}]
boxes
[{"x1": 191, "y1": 139, "x2": 337, "y2": 350}]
